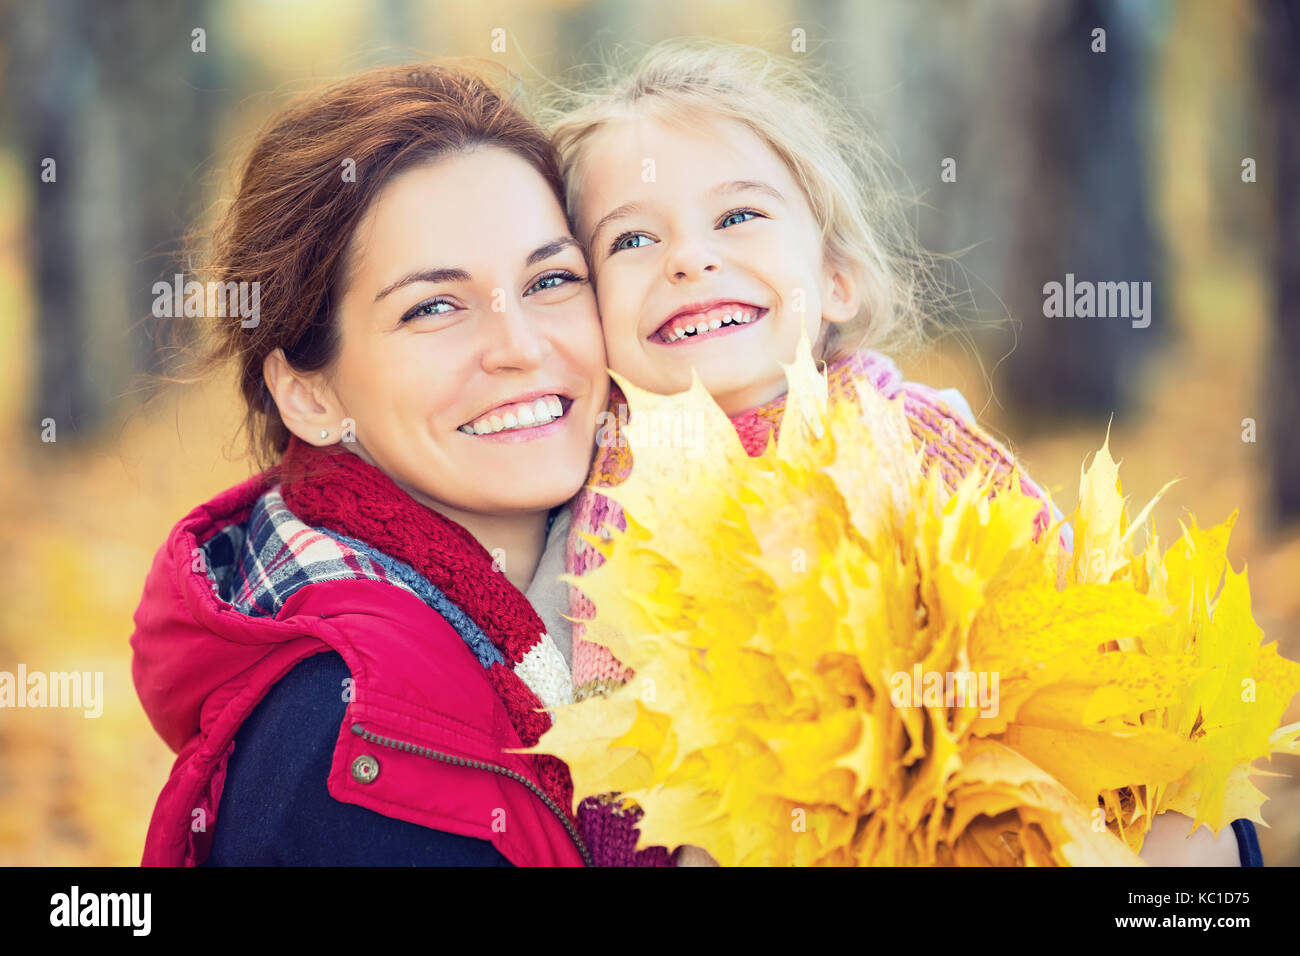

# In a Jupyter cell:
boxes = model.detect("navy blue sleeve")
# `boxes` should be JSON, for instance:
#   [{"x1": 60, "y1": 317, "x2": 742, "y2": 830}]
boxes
[
  {"x1": 1232, "y1": 819, "x2": 1263, "y2": 866},
  {"x1": 202, "y1": 650, "x2": 513, "y2": 866}
]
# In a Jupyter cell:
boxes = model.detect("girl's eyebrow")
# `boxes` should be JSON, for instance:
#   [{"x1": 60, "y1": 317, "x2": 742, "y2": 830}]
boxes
[
  {"x1": 588, "y1": 201, "x2": 644, "y2": 249},
  {"x1": 711, "y1": 179, "x2": 785, "y2": 203}
]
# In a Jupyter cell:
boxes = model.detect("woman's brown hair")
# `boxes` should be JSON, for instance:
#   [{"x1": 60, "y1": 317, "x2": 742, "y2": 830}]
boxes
[{"x1": 179, "y1": 62, "x2": 566, "y2": 470}]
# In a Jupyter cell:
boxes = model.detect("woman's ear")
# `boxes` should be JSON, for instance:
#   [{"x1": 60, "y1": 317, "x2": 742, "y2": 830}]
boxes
[
  {"x1": 821, "y1": 254, "x2": 861, "y2": 324},
  {"x1": 263, "y1": 348, "x2": 343, "y2": 445}
]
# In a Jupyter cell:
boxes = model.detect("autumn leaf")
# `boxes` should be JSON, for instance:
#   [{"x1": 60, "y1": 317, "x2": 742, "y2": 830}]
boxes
[{"x1": 528, "y1": 327, "x2": 1300, "y2": 865}]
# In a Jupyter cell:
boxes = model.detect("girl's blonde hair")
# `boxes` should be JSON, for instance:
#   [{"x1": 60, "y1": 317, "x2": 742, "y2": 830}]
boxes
[{"x1": 544, "y1": 37, "x2": 941, "y2": 363}]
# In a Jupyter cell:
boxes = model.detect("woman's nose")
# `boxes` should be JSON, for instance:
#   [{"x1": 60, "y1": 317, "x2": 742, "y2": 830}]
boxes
[
  {"x1": 481, "y1": 300, "x2": 548, "y2": 371},
  {"x1": 664, "y1": 233, "x2": 721, "y2": 282}
]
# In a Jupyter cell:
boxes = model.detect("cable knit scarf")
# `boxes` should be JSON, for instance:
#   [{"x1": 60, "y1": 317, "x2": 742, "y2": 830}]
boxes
[
  {"x1": 276, "y1": 434, "x2": 577, "y2": 834},
  {"x1": 565, "y1": 348, "x2": 1055, "y2": 865}
]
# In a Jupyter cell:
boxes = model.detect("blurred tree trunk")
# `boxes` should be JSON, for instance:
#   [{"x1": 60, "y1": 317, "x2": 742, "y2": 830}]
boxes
[
  {"x1": 7, "y1": 0, "x2": 92, "y2": 434},
  {"x1": 1261, "y1": 0, "x2": 1300, "y2": 520},
  {"x1": 6, "y1": 0, "x2": 214, "y2": 438},
  {"x1": 999, "y1": 0, "x2": 1164, "y2": 428}
]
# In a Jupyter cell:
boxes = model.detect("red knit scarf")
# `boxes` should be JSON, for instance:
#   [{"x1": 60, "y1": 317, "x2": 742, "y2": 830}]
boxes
[{"x1": 276, "y1": 434, "x2": 575, "y2": 821}]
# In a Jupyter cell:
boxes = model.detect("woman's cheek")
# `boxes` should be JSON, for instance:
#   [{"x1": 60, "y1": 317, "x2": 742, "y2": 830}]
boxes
[
  {"x1": 556, "y1": 290, "x2": 604, "y2": 366},
  {"x1": 579, "y1": 316, "x2": 610, "y2": 378}
]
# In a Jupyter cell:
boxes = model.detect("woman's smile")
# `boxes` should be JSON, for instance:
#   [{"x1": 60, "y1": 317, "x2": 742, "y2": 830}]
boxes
[{"x1": 458, "y1": 392, "x2": 577, "y2": 441}]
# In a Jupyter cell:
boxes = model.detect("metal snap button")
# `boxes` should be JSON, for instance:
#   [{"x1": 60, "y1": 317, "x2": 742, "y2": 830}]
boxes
[{"x1": 351, "y1": 754, "x2": 380, "y2": 784}]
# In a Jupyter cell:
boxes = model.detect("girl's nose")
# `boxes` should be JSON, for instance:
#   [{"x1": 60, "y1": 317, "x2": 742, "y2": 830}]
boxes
[{"x1": 664, "y1": 234, "x2": 721, "y2": 282}]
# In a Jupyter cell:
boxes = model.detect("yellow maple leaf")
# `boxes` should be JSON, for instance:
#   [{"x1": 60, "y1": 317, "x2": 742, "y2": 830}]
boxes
[{"x1": 528, "y1": 327, "x2": 1300, "y2": 865}]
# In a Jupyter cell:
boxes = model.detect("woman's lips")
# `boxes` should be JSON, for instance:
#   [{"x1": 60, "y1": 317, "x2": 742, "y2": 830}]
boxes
[
  {"x1": 458, "y1": 395, "x2": 575, "y2": 442},
  {"x1": 651, "y1": 303, "x2": 767, "y2": 345}
]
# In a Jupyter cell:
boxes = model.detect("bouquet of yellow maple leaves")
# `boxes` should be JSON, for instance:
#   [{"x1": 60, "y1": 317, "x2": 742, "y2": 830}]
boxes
[{"x1": 533, "y1": 333, "x2": 1300, "y2": 866}]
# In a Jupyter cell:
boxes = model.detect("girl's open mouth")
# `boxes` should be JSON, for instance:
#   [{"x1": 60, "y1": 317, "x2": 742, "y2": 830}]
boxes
[
  {"x1": 458, "y1": 394, "x2": 574, "y2": 442},
  {"x1": 651, "y1": 303, "x2": 767, "y2": 345}
]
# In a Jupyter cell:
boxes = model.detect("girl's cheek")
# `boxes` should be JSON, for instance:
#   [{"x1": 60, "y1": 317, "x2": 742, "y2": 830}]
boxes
[
  {"x1": 594, "y1": 260, "x2": 650, "y2": 345},
  {"x1": 594, "y1": 284, "x2": 627, "y2": 333}
]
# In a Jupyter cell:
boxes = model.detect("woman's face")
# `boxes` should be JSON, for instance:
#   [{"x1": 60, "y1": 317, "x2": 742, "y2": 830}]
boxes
[{"x1": 318, "y1": 146, "x2": 608, "y2": 521}]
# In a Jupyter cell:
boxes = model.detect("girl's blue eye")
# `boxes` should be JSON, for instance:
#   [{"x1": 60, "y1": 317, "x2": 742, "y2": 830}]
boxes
[
  {"x1": 403, "y1": 299, "x2": 455, "y2": 322},
  {"x1": 720, "y1": 209, "x2": 760, "y2": 228},
  {"x1": 611, "y1": 232, "x2": 655, "y2": 254},
  {"x1": 526, "y1": 270, "x2": 585, "y2": 295}
]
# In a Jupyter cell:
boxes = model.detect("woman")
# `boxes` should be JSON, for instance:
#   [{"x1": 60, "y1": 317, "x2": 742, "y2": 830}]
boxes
[{"x1": 131, "y1": 63, "x2": 616, "y2": 866}]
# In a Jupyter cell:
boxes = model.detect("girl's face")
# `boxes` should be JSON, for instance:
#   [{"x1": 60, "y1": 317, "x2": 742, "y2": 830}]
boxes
[
  {"x1": 571, "y1": 112, "x2": 859, "y2": 415},
  {"x1": 305, "y1": 147, "x2": 609, "y2": 523}
]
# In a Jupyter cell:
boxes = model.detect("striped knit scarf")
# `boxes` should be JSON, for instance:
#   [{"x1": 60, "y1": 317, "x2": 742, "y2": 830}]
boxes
[
  {"x1": 565, "y1": 348, "x2": 1055, "y2": 864},
  {"x1": 273, "y1": 435, "x2": 578, "y2": 835}
]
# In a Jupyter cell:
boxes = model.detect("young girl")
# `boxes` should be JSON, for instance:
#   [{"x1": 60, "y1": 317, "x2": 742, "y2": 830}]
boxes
[{"x1": 548, "y1": 38, "x2": 1256, "y2": 867}]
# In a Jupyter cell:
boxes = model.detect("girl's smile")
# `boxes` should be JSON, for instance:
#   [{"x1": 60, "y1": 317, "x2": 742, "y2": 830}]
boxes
[{"x1": 651, "y1": 300, "x2": 768, "y2": 345}]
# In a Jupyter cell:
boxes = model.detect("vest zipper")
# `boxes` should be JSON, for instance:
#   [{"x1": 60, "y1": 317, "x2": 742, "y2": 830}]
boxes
[{"x1": 349, "y1": 722, "x2": 592, "y2": 866}]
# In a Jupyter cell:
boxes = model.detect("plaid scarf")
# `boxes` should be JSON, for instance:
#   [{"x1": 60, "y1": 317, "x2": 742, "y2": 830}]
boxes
[{"x1": 204, "y1": 435, "x2": 577, "y2": 823}]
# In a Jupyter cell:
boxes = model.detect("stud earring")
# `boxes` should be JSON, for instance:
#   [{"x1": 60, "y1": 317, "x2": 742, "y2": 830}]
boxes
[{"x1": 320, "y1": 429, "x2": 328, "y2": 439}]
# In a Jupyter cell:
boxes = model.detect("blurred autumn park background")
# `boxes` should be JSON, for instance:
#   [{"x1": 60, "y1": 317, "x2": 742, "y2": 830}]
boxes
[{"x1": 0, "y1": 0, "x2": 1297, "y2": 866}]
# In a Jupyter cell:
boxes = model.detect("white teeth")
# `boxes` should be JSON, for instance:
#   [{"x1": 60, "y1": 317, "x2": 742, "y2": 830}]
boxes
[
  {"x1": 660, "y1": 308, "x2": 762, "y2": 342},
  {"x1": 462, "y1": 393, "x2": 567, "y2": 434}
]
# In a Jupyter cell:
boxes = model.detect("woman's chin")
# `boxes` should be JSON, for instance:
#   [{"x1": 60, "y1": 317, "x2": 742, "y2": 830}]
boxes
[{"x1": 470, "y1": 467, "x2": 589, "y2": 515}]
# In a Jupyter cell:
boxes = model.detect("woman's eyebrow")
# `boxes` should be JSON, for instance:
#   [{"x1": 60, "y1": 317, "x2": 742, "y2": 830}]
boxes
[
  {"x1": 526, "y1": 236, "x2": 581, "y2": 266},
  {"x1": 373, "y1": 238, "x2": 578, "y2": 302},
  {"x1": 375, "y1": 267, "x2": 470, "y2": 302}
]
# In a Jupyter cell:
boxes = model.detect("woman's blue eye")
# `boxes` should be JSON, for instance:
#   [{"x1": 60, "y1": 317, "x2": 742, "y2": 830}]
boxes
[
  {"x1": 402, "y1": 299, "x2": 455, "y2": 322},
  {"x1": 611, "y1": 232, "x2": 655, "y2": 254},
  {"x1": 720, "y1": 209, "x2": 760, "y2": 228},
  {"x1": 526, "y1": 270, "x2": 585, "y2": 295},
  {"x1": 527, "y1": 269, "x2": 590, "y2": 295}
]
